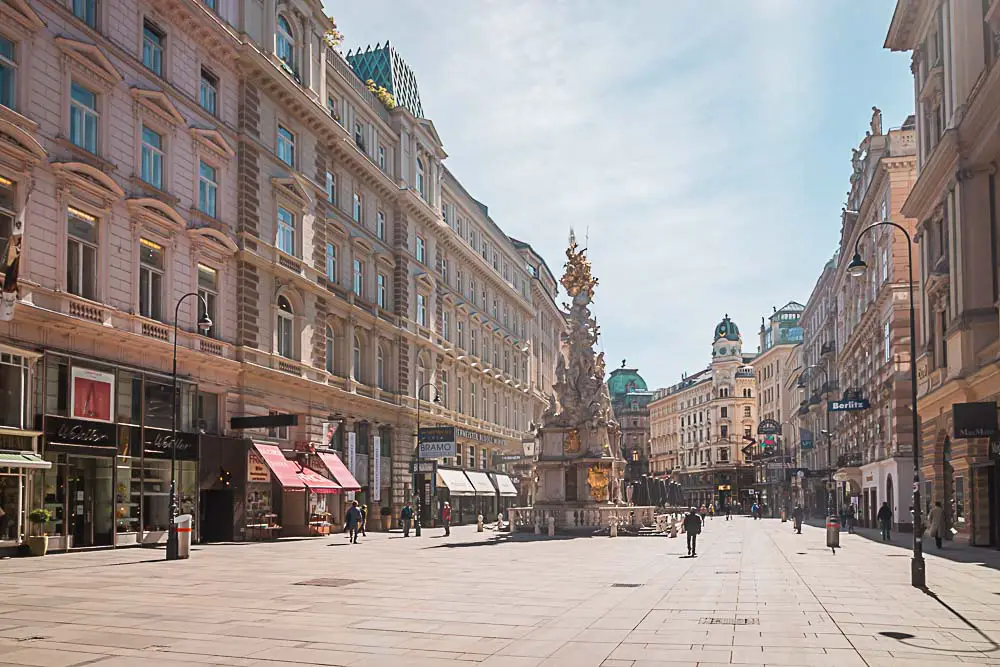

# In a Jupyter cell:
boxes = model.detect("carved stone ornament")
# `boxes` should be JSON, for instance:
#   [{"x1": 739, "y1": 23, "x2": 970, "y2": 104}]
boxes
[
  {"x1": 588, "y1": 465, "x2": 610, "y2": 501},
  {"x1": 564, "y1": 429, "x2": 581, "y2": 454}
]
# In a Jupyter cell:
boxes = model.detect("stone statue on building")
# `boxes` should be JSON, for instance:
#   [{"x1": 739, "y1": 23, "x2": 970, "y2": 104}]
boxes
[{"x1": 870, "y1": 106, "x2": 882, "y2": 136}]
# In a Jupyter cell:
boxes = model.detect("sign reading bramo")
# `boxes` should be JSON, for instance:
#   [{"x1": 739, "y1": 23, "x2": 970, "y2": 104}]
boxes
[{"x1": 418, "y1": 426, "x2": 457, "y2": 458}]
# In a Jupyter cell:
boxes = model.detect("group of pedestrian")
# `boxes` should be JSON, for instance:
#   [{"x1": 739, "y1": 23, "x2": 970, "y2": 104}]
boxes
[{"x1": 344, "y1": 500, "x2": 366, "y2": 544}]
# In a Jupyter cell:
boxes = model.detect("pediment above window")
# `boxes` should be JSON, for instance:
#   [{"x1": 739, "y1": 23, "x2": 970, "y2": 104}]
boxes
[
  {"x1": 52, "y1": 161, "x2": 124, "y2": 210},
  {"x1": 188, "y1": 225, "x2": 239, "y2": 258},
  {"x1": 131, "y1": 88, "x2": 185, "y2": 126},
  {"x1": 271, "y1": 176, "x2": 311, "y2": 208},
  {"x1": 350, "y1": 233, "x2": 372, "y2": 255},
  {"x1": 375, "y1": 251, "x2": 394, "y2": 268},
  {"x1": 0, "y1": 117, "x2": 46, "y2": 168},
  {"x1": 414, "y1": 271, "x2": 434, "y2": 292},
  {"x1": 0, "y1": 0, "x2": 44, "y2": 35},
  {"x1": 126, "y1": 197, "x2": 186, "y2": 235},
  {"x1": 190, "y1": 127, "x2": 234, "y2": 161},
  {"x1": 54, "y1": 37, "x2": 122, "y2": 89}
]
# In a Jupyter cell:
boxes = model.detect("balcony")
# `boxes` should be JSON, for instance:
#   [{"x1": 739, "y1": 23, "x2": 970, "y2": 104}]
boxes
[{"x1": 919, "y1": 62, "x2": 944, "y2": 103}]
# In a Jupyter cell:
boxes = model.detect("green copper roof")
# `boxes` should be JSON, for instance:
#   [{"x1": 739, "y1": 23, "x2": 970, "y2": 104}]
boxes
[
  {"x1": 607, "y1": 367, "x2": 648, "y2": 397},
  {"x1": 714, "y1": 314, "x2": 741, "y2": 342}
]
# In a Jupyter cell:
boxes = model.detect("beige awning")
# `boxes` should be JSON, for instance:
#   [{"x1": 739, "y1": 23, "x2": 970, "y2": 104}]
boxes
[
  {"x1": 436, "y1": 468, "x2": 476, "y2": 496},
  {"x1": 465, "y1": 470, "x2": 497, "y2": 496},
  {"x1": 491, "y1": 473, "x2": 518, "y2": 497}
]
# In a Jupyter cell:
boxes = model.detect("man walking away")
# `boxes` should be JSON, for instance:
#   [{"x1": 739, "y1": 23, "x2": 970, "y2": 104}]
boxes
[
  {"x1": 683, "y1": 507, "x2": 702, "y2": 556},
  {"x1": 877, "y1": 501, "x2": 892, "y2": 541},
  {"x1": 360, "y1": 504, "x2": 368, "y2": 537},
  {"x1": 847, "y1": 504, "x2": 856, "y2": 534},
  {"x1": 442, "y1": 502, "x2": 452, "y2": 536},
  {"x1": 751, "y1": 502, "x2": 759, "y2": 520},
  {"x1": 401, "y1": 502, "x2": 413, "y2": 537},
  {"x1": 725, "y1": 504, "x2": 732, "y2": 521},
  {"x1": 346, "y1": 500, "x2": 362, "y2": 544},
  {"x1": 928, "y1": 501, "x2": 945, "y2": 549},
  {"x1": 792, "y1": 503, "x2": 803, "y2": 534}
]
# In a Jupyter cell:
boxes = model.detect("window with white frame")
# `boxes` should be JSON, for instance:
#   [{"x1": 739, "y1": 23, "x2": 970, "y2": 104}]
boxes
[
  {"x1": 142, "y1": 20, "x2": 165, "y2": 76},
  {"x1": 352, "y1": 191, "x2": 362, "y2": 222},
  {"x1": 480, "y1": 447, "x2": 487, "y2": 469},
  {"x1": 277, "y1": 125, "x2": 295, "y2": 167},
  {"x1": 378, "y1": 144, "x2": 386, "y2": 171},
  {"x1": 376, "y1": 344, "x2": 385, "y2": 389},
  {"x1": 200, "y1": 67, "x2": 218, "y2": 115},
  {"x1": 468, "y1": 445, "x2": 475, "y2": 468},
  {"x1": 442, "y1": 311, "x2": 450, "y2": 340},
  {"x1": 67, "y1": 207, "x2": 98, "y2": 300},
  {"x1": 325, "y1": 171, "x2": 335, "y2": 204},
  {"x1": 325, "y1": 242, "x2": 337, "y2": 282},
  {"x1": 457, "y1": 321, "x2": 464, "y2": 349},
  {"x1": 0, "y1": 351, "x2": 29, "y2": 429},
  {"x1": 197, "y1": 264, "x2": 218, "y2": 339},
  {"x1": 353, "y1": 258, "x2": 363, "y2": 297},
  {"x1": 492, "y1": 391, "x2": 498, "y2": 424},
  {"x1": 138, "y1": 238, "x2": 164, "y2": 321},
  {"x1": 267, "y1": 409, "x2": 288, "y2": 440},
  {"x1": 470, "y1": 329, "x2": 478, "y2": 356},
  {"x1": 884, "y1": 321, "x2": 891, "y2": 363},
  {"x1": 198, "y1": 161, "x2": 217, "y2": 217},
  {"x1": 440, "y1": 370, "x2": 448, "y2": 408},
  {"x1": 376, "y1": 210, "x2": 385, "y2": 240},
  {"x1": 0, "y1": 179, "x2": 14, "y2": 254},
  {"x1": 0, "y1": 36, "x2": 16, "y2": 109},
  {"x1": 325, "y1": 325, "x2": 335, "y2": 373},
  {"x1": 276, "y1": 296, "x2": 294, "y2": 359},
  {"x1": 352, "y1": 335, "x2": 362, "y2": 381},
  {"x1": 416, "y1": 293, "x2": 427, "y2": 327},
  {"x1": 416, "y1": 158, "x2": 425, "y2": 199},
  {"x1": 354, "y1": 122, "x2": 365, "y2": 151},
  {"x1": 469, "y1": 278, "x2": 476, "y2": 305},
  {"x1": 276, "y1": 206, "x2": 295, "y2": 255},
  {"x1": 457, "y1": 377, "x2": 463, "y2": 413},
  {"x1": 70, "y1": 82, "x2": 98, "y2": 153},
  {"x1": 470, "y1": 382, "x2": 477, "y2": 418},
  {"x1": 456, "y1": 270, "x2": 463, "y2": 295},
  {"x1": 73, "y1": 0, "x2": 97, "y2": 27},
  {"x1": 377, "y1": 272, "x2": 386, "y2": 309},
  {"x1": 441, "y1": 258, "x2": 449, "y2": 282},
  {"x1": 276, "y1": 15, "x2": 295, "y2": 71},
  {"x1": 140, "y1": 126, "x2": 163, "y2": 189},
  {"x1": 415, "y1": 235, "x2": 425, "y2": 263}
]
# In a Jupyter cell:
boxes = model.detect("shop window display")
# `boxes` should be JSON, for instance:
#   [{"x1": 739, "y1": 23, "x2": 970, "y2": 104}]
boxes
[
  {"x1": 246, "y1": 486, "x2": 278, "y2": 540},
  {"x1": 0, "y1": 473, "x2": 22, "y2": 542},
  {"x1": 309, "y1": 494, "x2": 330, "y2": 535}
]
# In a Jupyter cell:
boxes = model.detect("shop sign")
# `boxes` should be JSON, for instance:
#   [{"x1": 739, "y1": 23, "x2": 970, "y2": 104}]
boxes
[
  {"x1": 717, "y1": 484, "x2": 731, "y2": 491},
  {"x1": 129, "y1": 427, "x2": 199, "y2": 460},
  {"x1": 410, "y1": 460, "x2": 436, "y2": 473},
  {"x1": 828, "y1": 398, "x2": 870, "y2": 412},
  {"x1": 493, "y1": 453, "x2": 525, "y2": 464},
  {"x1": 247, "y1": 450, "x2": 270, "y2": 482},
  {"x1": 800, "y1": 428, "x2": 814, "y2": 450},
  {"x1": 756, "y1": 419, "x2": 780, "y2": 435},
  {"x1": 372, "y1": 435, "x2": 381, "y2": 502},
  {"x1": 45, "y1": 416, "x2": 117, "y2": 454},
  {"x1": 70, "y1": 367, "x2": 115, "y2": 423},
  {"x1": 418, "y1": 426, "x2": 457, "y2": 458},
  {"x1": 455, "y1": 427, "x2": 505, "y2": 447},
  {"x1": 0, "y1": 433, "x2": 33, "y2": 451},
  {"x1": 952, "y1": 402, "x2": 998, "y2": 439}
]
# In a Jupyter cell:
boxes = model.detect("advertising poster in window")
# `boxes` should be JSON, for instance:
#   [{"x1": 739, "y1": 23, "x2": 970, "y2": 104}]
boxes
[
  {"x1": 372, "y1": 435, "x2": 381, "y2": 502},
  {"x1": 71, "y1": 367, "x2": 115, "y2": 422},
  {"x1": 347, "y1": 431, "x2": 356, "y2": 501},
  {"x1": 247, "y1": 450, "x2": 270, "y2": 483},
  {"x1": 321, "y1": 421, "x2": 339, "y2": 449}
]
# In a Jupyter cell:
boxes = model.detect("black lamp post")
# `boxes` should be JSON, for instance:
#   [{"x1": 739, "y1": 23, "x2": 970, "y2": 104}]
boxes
[
  {"x1": 413, "y1": 382, "x2": 439, "y2": 538},
  {"x1": 846, "y1": 221, "x2": 924, "y2": 589},
  {"x1": 166, "y1": 292, "x2": 212, "y2": 561}
]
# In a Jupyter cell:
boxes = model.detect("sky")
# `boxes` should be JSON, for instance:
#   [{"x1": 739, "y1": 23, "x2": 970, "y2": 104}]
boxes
[{"x1": 325, "y1": 0, "x2": 915, "y2": 390}]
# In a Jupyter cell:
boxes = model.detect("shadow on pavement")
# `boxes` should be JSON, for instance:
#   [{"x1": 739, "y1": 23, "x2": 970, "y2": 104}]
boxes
[{"x1": 421, "y1": 533, "x2": 593, "y2": 549}]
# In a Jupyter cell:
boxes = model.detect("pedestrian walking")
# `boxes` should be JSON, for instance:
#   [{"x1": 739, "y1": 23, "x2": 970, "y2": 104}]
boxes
[
  {"x1": 751, "y1": 502, "x2": 759, "y2": 520},
  {"x1": 699, "y1": 504, "x2": 707, "y2": 522},
  {"x1": 345, "y1": 500, "x2": 363, "y2": 544},
  {"x1": 877, "y1": 501, "x2": 893, "y2": 541},
  {"x1": 401, "y1": 502, "x2": 413, "y2": 537},
  {"x1": 847, "y1": 504, "x2": 856, "y2": 534},
  {"x1": 683, "y1": 507, "x2": 702, "y2": 556},
  {"x1": 928, "y1": 501, "x2": 945, "y2": 549},
  {"x1": 708, "y1": 505, "x2": 715, "y2": 520},
  {"x1": 360, "y1": 504, "x2": 368, "y2": 537},
  {"x1": 792, "y1": 503, "x2": 803, "y2": 534},
  {"x1": 442, "y1": 502, "x2": 452, "y2": 537},
  {"x1": 725, "y1": 504, "x2": 732, "y2": 521}
]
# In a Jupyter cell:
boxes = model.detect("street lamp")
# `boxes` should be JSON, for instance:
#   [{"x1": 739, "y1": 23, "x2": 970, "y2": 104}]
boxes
[
  {"x1": 413, "y1": 382, "x2": 439, "y2": 537},
  {"x1": 801, "y1": 364, "x2": 835, "y2": 518},
  {"x1": 847, "y1": 221, "x2": 924, "y2": 589},
  {"x1": 166, "y1": 292, "x2": 212, "y2": 561}
]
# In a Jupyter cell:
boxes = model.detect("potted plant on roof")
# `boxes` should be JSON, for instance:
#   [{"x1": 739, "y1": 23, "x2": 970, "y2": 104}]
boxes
[{"x1": 27, "y1": 508, "x2": 53, "y2": 557}]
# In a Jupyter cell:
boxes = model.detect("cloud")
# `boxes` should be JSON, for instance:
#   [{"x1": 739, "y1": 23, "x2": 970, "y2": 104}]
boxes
[{"x1": 328, "y1": 0, "x2": 910, "y2": 387}]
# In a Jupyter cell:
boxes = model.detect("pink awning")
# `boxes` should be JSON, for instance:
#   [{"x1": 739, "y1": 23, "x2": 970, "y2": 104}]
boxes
[
  {"x1": 252, "y1": 442, "x2": 305, "y2": 490},
  {"x1": 316, "y1": 451, "x2": 361, "y2": 491},
  {"x1": 297, "y1": 466, "x2": 340, "y2": 494}
]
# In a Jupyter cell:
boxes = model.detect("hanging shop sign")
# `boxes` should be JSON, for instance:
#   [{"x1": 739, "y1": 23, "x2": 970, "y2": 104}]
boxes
[
  {"x1": 133, "y1": 427, "x2": 199, "y2": 461},
  {"x1": 952, "y1": 402, "x2": 998, "y2": 439},
  {"x1": 418, "y1": 426, "x2": 457, "y2": 458},
  {"x1": 756, "y1": 419, "x2": 780, "y2": 435},
  {"x1": 828, "y1": 398, "x2": 870, "y2": 412},
  {"x1": 247, "y1": 450, "x2": 270, "y2": 482}
]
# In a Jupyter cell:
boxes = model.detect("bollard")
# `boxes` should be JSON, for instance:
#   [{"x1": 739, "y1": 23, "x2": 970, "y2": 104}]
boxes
[
  {"x1": 534, "y1": 518, "x2": 541, "y2": 535},
  {"x1": 826, "y1": 514, "x2": 841, "y2": 552},
  {"x1": 670, "y1": 521, "x2": 678, "y2": 538},
  {"x1": 781, "y1": 510, "x2": 787, "y2": 523},
  {"x1": 477, "y1": 514, "x2": 484, "y2": 532},
  {"x1": 547, "y1": 515, "x2": 555, "y2": 537}
]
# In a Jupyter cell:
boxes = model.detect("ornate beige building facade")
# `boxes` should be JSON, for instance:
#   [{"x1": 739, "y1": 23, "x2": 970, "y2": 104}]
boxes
[{"x1": 0, "y1": 0, "x2": 560, "y2": 550}]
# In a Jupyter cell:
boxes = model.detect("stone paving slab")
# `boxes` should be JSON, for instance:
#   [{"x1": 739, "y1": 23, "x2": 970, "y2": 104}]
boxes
[{"x1": 2, "y1": 519, "x2": 1000, "y2": 665}]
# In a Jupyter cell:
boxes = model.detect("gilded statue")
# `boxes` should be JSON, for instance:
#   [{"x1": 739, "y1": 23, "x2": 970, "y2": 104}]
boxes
[
  {"x1": 560, "y1": 229, "x2": 598, "y2": 300},
  {"x1": 588, "y1": 465, "x2": 610, "y2": 502},
  {"x1": 564, "y1": 429, "x2": 582, "y2": 454}
]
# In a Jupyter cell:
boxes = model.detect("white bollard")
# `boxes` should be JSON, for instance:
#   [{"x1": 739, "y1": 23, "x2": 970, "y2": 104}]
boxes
[
  {"x1": 477, "y1": 514, "x2": 484, "y2": 532},
  {"x1": 547, "y1": 516, "x2": 555, "y2": 537},
  {"x1": 610, "y1": 522, "x2": 618, "y2": 538},
  {"x1": 670, "y1": 521, "x2": 678, "y2": 538},
  {"x1": 534, "y1": 519, "x2": 541, "y2": 535}
]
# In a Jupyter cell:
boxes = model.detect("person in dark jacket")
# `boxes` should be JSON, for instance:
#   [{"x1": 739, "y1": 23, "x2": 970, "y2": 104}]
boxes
[
  {"x1": 683, "y1": 507, "x2": 702, "y2": 556},
  {"x1": 400, "y1": 503, "x2": 413, "y2": 537},
  {"x1": 345, "y1": 500, "x2": 363, "y2": 544},
  {"x1": 877, "y1": 502, "x2": 893, "y2": 541},
  {"x1": 360, "y1": 504, "x2": 368, "y2": 537},
  {"x1": 792, "y1": 504, "x2": 803, "y2": 534}
]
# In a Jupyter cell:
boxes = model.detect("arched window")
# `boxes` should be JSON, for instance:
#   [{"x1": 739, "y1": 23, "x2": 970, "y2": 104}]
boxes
[
  {"x1": 376, "y1": 345, "x2": 386, "y2": 389},
  {"x1": 352, "y1": 334, "x2": 362, "y2": 382},
  {"x1": 276, "y1": 296, "x2": 294, "y2": 359},
  {"x1": 276, "y1": 15, "x2": 295, "y2": 70},
  {"x1": 325, "y1": 325, "x2": 335, "y2": 374},
  {"x1": 416, "y1": 158, "x2": 425, "y2": 199}
]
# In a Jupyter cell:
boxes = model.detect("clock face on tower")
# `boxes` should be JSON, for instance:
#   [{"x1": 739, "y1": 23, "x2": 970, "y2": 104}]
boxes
[{"x1": 719, "y1": 347, "x2": 727, "y2": 356}]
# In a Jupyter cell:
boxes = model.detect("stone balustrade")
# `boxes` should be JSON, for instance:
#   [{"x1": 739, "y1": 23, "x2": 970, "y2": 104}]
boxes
[{"x1": 508, "y1": 505, "x2": 659, "y2": 532}]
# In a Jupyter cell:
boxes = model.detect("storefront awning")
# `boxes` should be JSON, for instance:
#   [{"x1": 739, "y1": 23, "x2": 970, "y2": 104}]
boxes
[
  {"x1": 491, "y1": 473, "x2": 518, "y2": 497},
  {"x1": 834, "y1": 467, "x2": 862, "y2": 484},
  {"x1": 465, "y1": 470, "x2": 497, "y2": 496},
  {"x1": 316, "y1": 451, "x2": 361, "y2": 491},
  {"x1": 0, "y1": 451, "x2": 51, "y2": 470},
  {"x1": 252, "y1": 442, "x2": 306, "y2": 491},
  {"x1": 436, "y1": 468, "x2": 477, "y2": 496},
  {"x1": 297, "y1": 466, "x2": 340, "y2": 494}
]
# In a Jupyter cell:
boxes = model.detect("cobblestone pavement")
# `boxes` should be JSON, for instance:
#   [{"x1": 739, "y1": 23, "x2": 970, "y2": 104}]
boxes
[{"x1": 2, "y1": 517, "x2": 1000, "y2": 666}]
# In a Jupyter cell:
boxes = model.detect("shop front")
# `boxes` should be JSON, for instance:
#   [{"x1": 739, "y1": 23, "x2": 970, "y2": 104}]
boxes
[
  {"x1": 491, "y1": 472, "x2": 518, "y2": 517},
  {"x1": 860, "y1": 457, "x2": 912, "y2": 531},
  {"x1": 465, "y1": 470, "x2": 497, "y2": 521},
  {"x1": 834, "y1": 466, "x2": 862, "y2": 523},
  {"x1": 435, "y1": 467, "x2": 476, "y2": 525},
  {"x1": 247, "y1": 441, "x2": 306, "y2": 538},
  {"x1": 313, "y1": 449, "x2": 362, "y2": 530}
]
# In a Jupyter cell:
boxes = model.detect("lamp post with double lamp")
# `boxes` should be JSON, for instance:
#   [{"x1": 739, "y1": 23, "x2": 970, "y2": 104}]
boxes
[
  {"x1": 799, "y1": 364, "x2": 835, "y2": 516},
  {"x1": 166, "y1": 292, "x2": 213, "y2": 561},
  {"x1": 845, "y1": 219, "x2": 925, "y2": 589},
  {"x1": 413, "y1": 382, "x2": 439, "y2": 538}
]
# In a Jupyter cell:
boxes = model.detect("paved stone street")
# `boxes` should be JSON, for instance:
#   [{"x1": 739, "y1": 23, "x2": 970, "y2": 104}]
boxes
[{"x1": 2, "y1": 517, "x2": 1000, "y2": 667}]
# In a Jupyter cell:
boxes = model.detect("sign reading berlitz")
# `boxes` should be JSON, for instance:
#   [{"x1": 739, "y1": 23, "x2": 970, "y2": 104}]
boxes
[{"x1": 828, "y1": 398, "x2": 870, "y2": 412}]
